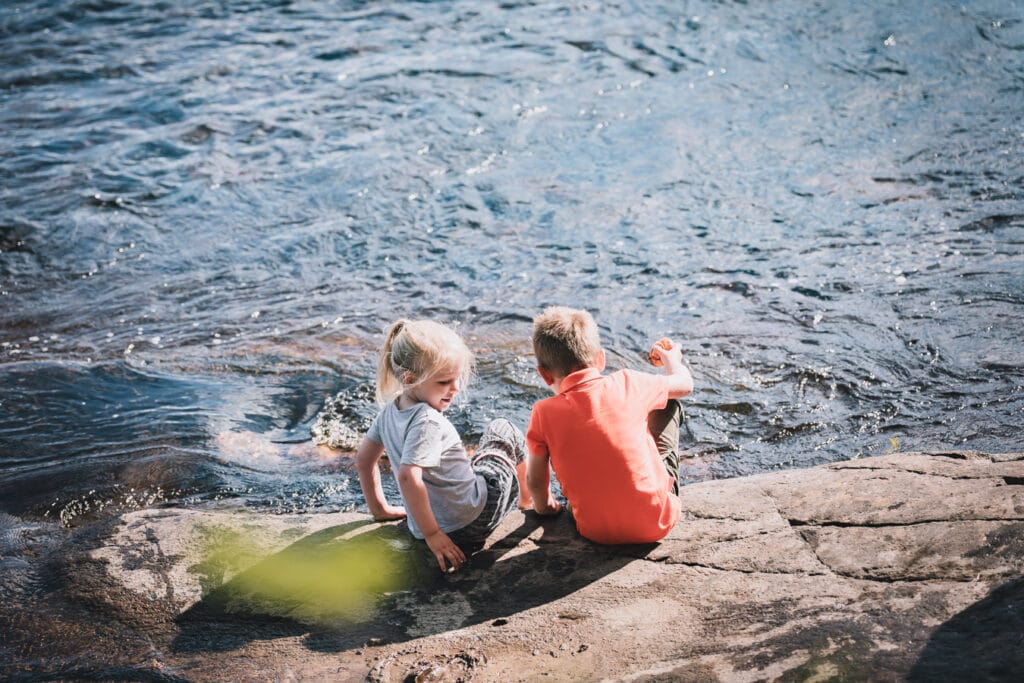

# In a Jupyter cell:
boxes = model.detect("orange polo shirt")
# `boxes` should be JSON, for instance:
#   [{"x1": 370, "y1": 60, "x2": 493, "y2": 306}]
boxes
[{"x1": 527, "y1": 367, "x2": 681, "y2": 544}]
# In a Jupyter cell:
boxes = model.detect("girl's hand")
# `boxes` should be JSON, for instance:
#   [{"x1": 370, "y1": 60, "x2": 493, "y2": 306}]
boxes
[
  {"x1": 373, "y1": 504, "x2": 407, "y2": 521},
  {"x1": 424, "y1": 529, "x2": 466, "y2": 572}
]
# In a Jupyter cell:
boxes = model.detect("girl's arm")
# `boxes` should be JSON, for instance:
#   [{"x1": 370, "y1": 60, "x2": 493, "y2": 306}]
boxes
[
  {"x1": 396, "y1": 464, "x2": 466, "y2": 572},
  {"x1": 355, "y1": 437, "x2": 406, "y2": 520}
]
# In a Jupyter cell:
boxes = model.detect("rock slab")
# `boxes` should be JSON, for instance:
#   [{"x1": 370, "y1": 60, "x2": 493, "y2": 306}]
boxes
[{"x1": 6, "y1": 451, "x2": 1023, "y2": 682}]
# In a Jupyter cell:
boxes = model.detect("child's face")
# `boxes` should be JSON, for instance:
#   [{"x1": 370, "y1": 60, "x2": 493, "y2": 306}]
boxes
[{"x1": 409, "y1": 365, "x2": 463, "y2": 412}]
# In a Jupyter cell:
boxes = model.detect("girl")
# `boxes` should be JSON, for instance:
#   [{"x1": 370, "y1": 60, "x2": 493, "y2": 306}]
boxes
[{"x1": 355, "y1": 319, "x2": 532, "y2": 572}]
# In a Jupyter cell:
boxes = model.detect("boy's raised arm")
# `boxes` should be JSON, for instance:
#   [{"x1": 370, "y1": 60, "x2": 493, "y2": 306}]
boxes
[
  {"x1": 652, "y1": 342, "x2": 694, "y2": 399},
  {"x1": 665, "y1": 366, "x2": 693, "y2": 399}
]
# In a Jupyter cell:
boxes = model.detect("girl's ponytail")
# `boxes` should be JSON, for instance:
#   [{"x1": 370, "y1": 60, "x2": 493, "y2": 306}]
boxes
[{"x1": 376, "y1": 319, "x2": 408, "y2": 403}]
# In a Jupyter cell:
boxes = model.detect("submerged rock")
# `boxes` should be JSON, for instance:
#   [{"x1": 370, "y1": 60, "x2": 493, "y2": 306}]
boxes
[{"x1": 4, "y1": 451, "x2": 1021, "y2": 681}]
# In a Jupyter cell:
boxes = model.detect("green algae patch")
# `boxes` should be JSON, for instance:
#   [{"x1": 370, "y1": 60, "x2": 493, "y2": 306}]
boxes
[
  {"x1": 189, "y1": 524, "x2": 275, "y2": 595},
  {"x1": 188, "y1": 521, "x2": 432, "y2": 625}
]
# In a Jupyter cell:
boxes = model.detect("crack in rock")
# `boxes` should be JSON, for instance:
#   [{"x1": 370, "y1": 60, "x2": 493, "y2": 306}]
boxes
[
  {"x1": 834, "y1": 464, "x2": 1005, "y2": 482},
  {"x1": 657, "y1": 559, "x2": 829, "y2": 577},
  {"x1": 788, "y1": 518, "x2": 1024, "y2": 529}
]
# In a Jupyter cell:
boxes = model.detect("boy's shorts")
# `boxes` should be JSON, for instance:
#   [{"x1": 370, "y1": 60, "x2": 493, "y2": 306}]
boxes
[{"x1": 447, "y1": 418, "x2": 525, "y2": 550}]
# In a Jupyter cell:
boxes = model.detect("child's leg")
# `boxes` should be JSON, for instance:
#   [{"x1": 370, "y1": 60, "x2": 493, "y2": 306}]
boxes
[
  {"x1": 448, "y1": 419, "x2": 527, "y2": 550},
  {"x1": 477, "y1": 418, "x2": 532, "y2": 508},
  {"x1": 648, "y1": 400, "x2": 683, "y2": 494}
]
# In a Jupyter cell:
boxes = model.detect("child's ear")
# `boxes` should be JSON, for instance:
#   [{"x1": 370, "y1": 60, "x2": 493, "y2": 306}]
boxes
[
  {"x1": 595, "y1": 349, "x2": 606, "y2": 372},
  {"x1": 537, "y1": 366, "x2": 557, "y2": 388},
  {"x1": 402, "y1": 371, "x2": 418, "y2": 386}
]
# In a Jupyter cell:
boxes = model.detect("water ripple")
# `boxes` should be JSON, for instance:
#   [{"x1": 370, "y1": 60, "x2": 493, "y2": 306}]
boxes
[{"x1": 1, "y1": 0, "x2": 1022, "y2": 515}]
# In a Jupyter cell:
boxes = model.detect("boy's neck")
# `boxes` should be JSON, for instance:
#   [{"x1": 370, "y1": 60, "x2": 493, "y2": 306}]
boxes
[
  {"x1": 549, "y1": 374, "x2": 568, "y2": 394},
  {"x1": 539, "y1": 350, "x2": 606, "y2": 395},
  {"x1": 546, "y1": 365, "x2": 601, "y2": 395}
]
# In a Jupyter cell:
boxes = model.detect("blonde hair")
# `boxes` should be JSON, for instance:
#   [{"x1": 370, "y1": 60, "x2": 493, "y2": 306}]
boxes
[
  {"x1": 532, "y1": 306, "x2": 602, "y2": 377},
  {"x1": 376, "y1": 319, "x2": 473, "y2": 403}
]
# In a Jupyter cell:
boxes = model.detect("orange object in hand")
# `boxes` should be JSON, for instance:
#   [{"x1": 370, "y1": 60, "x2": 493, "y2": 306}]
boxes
[{"x1": 648, "y1": 337, "x2": 673, "y2": 366}]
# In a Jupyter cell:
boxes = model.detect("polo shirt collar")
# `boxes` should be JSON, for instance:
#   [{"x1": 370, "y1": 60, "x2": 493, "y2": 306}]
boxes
[{"x1": 559, "y1": 367, "x2": 603, "y2": 393}]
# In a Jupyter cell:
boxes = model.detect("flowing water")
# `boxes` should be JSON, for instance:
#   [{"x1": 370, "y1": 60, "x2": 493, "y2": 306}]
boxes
[{"x1": 1, "y1": 0, "x2": 1022, "y2": 575}]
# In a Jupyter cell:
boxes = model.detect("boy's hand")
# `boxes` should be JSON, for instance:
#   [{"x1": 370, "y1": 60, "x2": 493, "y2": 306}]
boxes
[
  {"x1": 649, "y1": 337, "x2": 682, "y2": 367},
  {"x1": 373, "y1": 504, "x2": 407, "y2": 521},
  {"x1": 533, "y1": 496, "x2": 563, "y2": 516},
  {"x1": 650, "y1": 337, "x2": 694, "y2": 397},
  {"x1": 424, "y1": 529, "x2": 466, "y2": 573}
]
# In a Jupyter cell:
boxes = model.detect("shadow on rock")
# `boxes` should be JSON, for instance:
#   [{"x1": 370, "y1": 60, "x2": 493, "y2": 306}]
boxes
[
  {"x1": 908, "y1": 577, "x2": 1024, "y2": 682},
  {"x1": 172, "y1": 511, "x2": 645, "y2": 655}
]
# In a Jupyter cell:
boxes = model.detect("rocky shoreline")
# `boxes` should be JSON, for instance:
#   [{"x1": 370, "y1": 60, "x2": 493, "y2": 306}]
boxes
[{"x1": 4, "y1": 450, "x2": 1022, "y2": 681}]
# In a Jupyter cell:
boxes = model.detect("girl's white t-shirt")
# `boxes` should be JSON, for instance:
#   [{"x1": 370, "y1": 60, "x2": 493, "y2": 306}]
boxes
[{"x1": 366, "y1": 400, "x2": 486, "y2": 538}]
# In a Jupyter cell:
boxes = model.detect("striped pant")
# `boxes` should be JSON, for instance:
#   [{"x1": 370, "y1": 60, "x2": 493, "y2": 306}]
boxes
[{"x1": 447, "y1": 418, "x2": 525, "y2": 551}]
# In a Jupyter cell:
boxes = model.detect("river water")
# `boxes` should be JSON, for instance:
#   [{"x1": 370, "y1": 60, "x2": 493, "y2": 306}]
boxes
[{"x1": 1, "y1": 1, "x2": 1022, "y2": 530}]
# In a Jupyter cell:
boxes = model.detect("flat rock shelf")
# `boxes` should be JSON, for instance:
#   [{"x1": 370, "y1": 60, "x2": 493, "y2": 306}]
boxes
[{"x1": 17, "y1": 451, "x2": 1024, "y2": 681}]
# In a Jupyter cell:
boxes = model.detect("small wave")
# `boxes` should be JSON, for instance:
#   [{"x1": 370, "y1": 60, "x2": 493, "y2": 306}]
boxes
[
  {"x1": 977, "y1": 17, "x2": 1024, "y2": 51},
  {"x1": 958, "y1": 214, "x2": 1024, "y2": 232}
]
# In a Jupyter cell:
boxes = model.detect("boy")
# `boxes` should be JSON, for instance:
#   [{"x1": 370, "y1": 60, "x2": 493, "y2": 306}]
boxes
[{"x1": 526, "y1": 306, "x2": 694, "y2": 544}]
